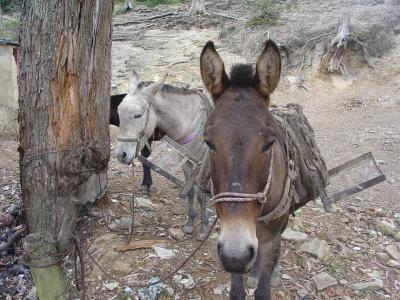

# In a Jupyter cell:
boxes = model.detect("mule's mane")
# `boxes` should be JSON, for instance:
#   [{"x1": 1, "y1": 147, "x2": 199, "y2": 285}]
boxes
[
  {"x1": 138, "y1": 81, "x2": 197, "y2": 95},
  {"x1": 229, "y1": 64, "x2": 256, "y2": 87}
]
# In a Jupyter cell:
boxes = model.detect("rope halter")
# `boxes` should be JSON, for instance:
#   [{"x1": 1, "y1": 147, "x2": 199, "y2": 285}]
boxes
[{"x1": 211, "y1": 145, "x2": 274, "y2": 205}]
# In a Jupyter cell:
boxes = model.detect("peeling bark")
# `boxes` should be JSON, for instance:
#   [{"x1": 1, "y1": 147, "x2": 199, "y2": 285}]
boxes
[{"x1": 18, "y1": 0, "x2": 112, "y2": 242}]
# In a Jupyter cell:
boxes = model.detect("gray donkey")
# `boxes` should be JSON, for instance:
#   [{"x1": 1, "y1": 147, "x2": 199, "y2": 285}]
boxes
[{"x1": 115, "y1": 71, "x2": 211, "y2": 240}]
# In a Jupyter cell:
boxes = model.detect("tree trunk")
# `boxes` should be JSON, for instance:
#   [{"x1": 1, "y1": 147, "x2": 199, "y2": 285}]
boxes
[
  {"x1": 189, "y1": 0, "x2": 205, "y2": 15},
  {"x1": 19, "y1": 0, "x2": 112, "y2": 246}
]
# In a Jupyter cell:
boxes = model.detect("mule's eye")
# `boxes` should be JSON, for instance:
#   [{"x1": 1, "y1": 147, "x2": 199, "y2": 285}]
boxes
[
  {"x1": 134, "y1": 113, "x2": 143, "y2": 119},
  {"x1": 261, "y1": 140, "x2": 275, "y2": 153},
  {"x1": 205, "y1": 140, "x2": 216, "y2": 151}
]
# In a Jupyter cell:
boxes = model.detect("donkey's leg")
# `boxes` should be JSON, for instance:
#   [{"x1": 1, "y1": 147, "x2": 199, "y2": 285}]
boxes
[
  {"x1": 196, "y1": 190, "x2": 209, "y2": 241},
  {"x1": 140, "y1": 144, "x2": 152, "y2": 194},
  {"x1": 230, "y1": 274, "x2": 246, "y2": 300},
  {"x1": 254, "y1": 217, "x2": 288, "y2": 300},
  {"x1": 182, "y1": 162, "x2": 196, "y2": 234}
]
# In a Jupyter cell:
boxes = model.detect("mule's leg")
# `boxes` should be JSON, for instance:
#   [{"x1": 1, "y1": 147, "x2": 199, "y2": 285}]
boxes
[
  {"x1": 196, "y1": 190, "x2": 209, "y2": 241},
  {"x1": 182, "y1": 162, "x2": 196, "y2": 234},
  {"x1": 230, "y1": 274, "x2": 246, "y2": 300},
  {"x1": 140, "y1": 144, "x2": 152, "y2": 194},
  {"x1": 254, "y1": 216, "x2": 288, "y2": 300},
  {"x1": 247, "y1": 250, "x2": 261, "y2": 288}
]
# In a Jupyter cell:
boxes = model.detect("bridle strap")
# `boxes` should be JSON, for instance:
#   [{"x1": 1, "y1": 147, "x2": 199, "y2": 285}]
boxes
[{"x1": 211, "y1": 145, "x2": 275, "y2": 205}]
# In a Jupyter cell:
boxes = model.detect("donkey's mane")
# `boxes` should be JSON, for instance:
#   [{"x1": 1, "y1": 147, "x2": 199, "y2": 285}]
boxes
[
  {"x1": 138, "y1": 81, "x2": 197, "y2": 95},
  {"x1": 229, "y1": 64, "x2": 256, "y2": 87}
]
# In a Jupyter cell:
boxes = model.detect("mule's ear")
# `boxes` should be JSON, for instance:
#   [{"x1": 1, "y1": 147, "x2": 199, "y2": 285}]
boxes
[
  {"x1": 255, "y1": 40, "x2": 281, "y2": 98},
  {"x1": 128, "y1": 70, "x2": 140, "y2": 95},
  {"x1": 200, "y1": 41, "x2": 230, "y2": 100}
]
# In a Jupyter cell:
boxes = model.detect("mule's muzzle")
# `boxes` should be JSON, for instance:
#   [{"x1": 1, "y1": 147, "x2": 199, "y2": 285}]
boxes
[{"x1": 217, "y1": 241, "x2": 256, "y2": 274}]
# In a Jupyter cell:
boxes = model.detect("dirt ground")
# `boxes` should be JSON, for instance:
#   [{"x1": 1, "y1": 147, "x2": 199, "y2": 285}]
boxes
[{"x1": 1, "y1": 1, "x2": 400, "y2": 299}]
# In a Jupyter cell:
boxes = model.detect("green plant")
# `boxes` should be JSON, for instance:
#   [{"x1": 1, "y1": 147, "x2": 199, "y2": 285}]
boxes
[
  {"x1": 0, "y1": 0, "x2": 21, "y2": 13},
  {"x1": 246, "y1": 0, "x2": 278, "y2": 27},
  {"x1": 0, "y1": 17, "x2": 20, "y2": 41}
]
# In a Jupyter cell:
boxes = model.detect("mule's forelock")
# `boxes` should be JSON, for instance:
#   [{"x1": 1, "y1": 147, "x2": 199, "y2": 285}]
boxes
[{"x1": 229, "y1": 64, "x2": 255, "y2": 87}]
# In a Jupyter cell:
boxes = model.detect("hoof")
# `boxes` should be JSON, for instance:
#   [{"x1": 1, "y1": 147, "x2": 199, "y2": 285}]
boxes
[
  {"x1": 197, "y1": 232, "x2": 207, "y2": 241},
  {"x1": 139, "y1": 184, "x2": 150, "y2": 194},
  {"x1": 183, "y1": 224, "x2": 194, "y2": 234},
  {"x1": 247, "y1": 275, "x2": 258, "y2": 289}
]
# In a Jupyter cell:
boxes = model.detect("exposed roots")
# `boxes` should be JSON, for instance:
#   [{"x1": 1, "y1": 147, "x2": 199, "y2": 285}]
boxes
[{"x1": 320, "y1": 12, "x2": 372, "y2": 78}]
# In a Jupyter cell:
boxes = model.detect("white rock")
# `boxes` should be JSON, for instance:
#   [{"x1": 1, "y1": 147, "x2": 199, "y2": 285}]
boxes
[
  {"x1": 300, "y1": 238, "x2": 331, "y2": 260},
  {"x1": 385, "y1": 245, "x2": 400, "y2": 260},
  {"x1": 213, "y1": 284, "x2": 228, "y2": 295},
  {"x1": 312, "y1": 272, "x2": 337, "y2": 290},
  {"x1": 104, "y1": 281, "x2": 119, "y2": 291},
  {"x1": 153, "y1": 246, "x2": 175, "y2": 259},
  {"x1": 386, "y1": 260, "x2": 400, "y2": 268},
  {"x1": 282, "y1": 228, "x2": 308, "y2": 242},
  {"x1": 367, "y1": 269, "x2": 383, "y2": 280},
  {"x1": 135, "y1": 197, "x2": 159, "y2": 209},
  {"x1": 168, "y1": 228, "x2": 185, "y2": 240},
  {"x1": 180, "y1": 273, "x2": 196, "y2": 289},
  {"x1": 349, "y1": 279, "x2": 383, "y2": 291}
]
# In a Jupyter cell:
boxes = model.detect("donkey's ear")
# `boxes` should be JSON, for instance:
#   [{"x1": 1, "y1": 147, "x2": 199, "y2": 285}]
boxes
[
  {"x1": 200, "y1": 41, "x2": 230, "y2": 100},
  {"x1": 255, "y1": 40, "x2": 281, "y2": 98},
  {"x1": 143, "y1": 71, "x2": 168, "y2": 97},
  {"x1": 128, "y1": 70, "x2": 140, "y2": 95}
]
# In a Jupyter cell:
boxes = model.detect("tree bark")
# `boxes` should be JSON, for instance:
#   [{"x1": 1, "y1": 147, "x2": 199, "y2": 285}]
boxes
[
  {"x1": 189, "y1": 0, "x2": 206, "y2": 15},
  {"x1": 18, "y1": 0, "x2": 112, "y2": 243}
]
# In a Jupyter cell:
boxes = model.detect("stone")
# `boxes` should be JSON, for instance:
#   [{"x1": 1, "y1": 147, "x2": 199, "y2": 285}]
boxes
[
  {"x1": 297, "y1": 288, "x2": 308, "y2": 298},
  {"x1": 115, "y1": 216, "x2": 142, "y2": 230},
  {"x1": 385, "y1": 245, "x2": 400, "y2": 260},
  {"x1": 104, "y1": 281, "x2": 119, "y2": 291},
  {"x1": 300, "y1": 238, "x2": 331, "y2": 260},
  {"x1": 340, "y1": 245, "x2": 352, "y2": 258},
  {"x1": 213, "y1": 284, "x2": 228, "y2": 295},
  {"x1": 111, "y1": 260, "x2": 131, "y2": 275},
  {"x1": 349, "y1": 279, "x2": 383, "y2": 291},
  {"x1": 312, "y1": 272, "x2": 338, "y2": 290},
  {"x1": 153, "y1": 246, "x2": 175, "y2": 259},
  {"x1": 385, "y1": 260, "x2": 400, "y2": 268},
  {"x1": 168, "y1": 228, "x2": 185, "y2": 240},
  {"x1": 270, "y1": 268, "x2": 281, "y2": 287},
  {"x1": 135, "y1": 197, "x2": 159, "y2": 209},
  {"x1": 339, "y1": 279, "x2": 348, "y2": 285},
  {"x1": 367, "y1": 270, "x2": 382, "y2": 280},
  {"x1": 282, "y1": 228, "x2": 308, "y2": 242},
  {"x1": 209, "y1": 232, "x2": 219, "y2": 240},
  {"x1": 180, "y1": 273, "x2": 196, "y2": 289},
  {"x1": 377, "y1": 252, "x2": 390, "y2": 261},
  {"x1": 375, "y1": 219, "x2": 400, "y2": 241},
  {"x1": 164, "y1": 286, "x2": 175, "y2": 296}
]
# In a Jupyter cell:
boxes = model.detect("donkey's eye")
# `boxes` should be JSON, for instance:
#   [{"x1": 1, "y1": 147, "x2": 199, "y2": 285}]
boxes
[
  {"x1": 205, "y1": 140, "x2": 216, "y2": 151},
  {"x1": 134, "y1": 113, "x2": 143, "y2": 119},
  {"x1": 261, "y1": 140, "x2": 275, "y2": 153}
]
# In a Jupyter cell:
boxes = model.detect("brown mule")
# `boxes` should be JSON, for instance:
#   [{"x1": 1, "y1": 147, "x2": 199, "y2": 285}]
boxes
[{"x1": 200, "y1": 40, "x2": 289, "y2": 299}]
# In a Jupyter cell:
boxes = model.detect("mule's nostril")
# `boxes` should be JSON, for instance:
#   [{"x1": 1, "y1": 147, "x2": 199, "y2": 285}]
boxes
[
  {"x1": 248, "y1": 245, "x2": 256, "y2": 261},
  {"x1": 122, "y1": 152, "x2": 127, "y2": 159},
  {"x1": 217, "y1": 242, "x2": 222, "y2": 255}
]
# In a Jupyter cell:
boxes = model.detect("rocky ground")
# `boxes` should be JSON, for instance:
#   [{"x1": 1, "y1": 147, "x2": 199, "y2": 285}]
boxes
[{"x1": 1, "y1": 0, "x2": 400, "y2": 299}]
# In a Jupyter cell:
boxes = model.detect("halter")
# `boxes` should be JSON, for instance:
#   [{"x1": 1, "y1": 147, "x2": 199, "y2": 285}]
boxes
[{"x1": 211, "y1": 146, "x2": 275, "y2": 205}]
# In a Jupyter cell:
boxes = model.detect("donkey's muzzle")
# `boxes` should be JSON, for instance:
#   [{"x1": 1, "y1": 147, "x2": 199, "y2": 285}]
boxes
[{"x1": 217, "y1": 241, "x2": 256, "y2": 274}]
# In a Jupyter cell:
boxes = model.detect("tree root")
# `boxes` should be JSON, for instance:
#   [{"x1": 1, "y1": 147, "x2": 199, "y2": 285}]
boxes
[{"x1": 320, "y1": 12, "x2": 372, "y2": 78}]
